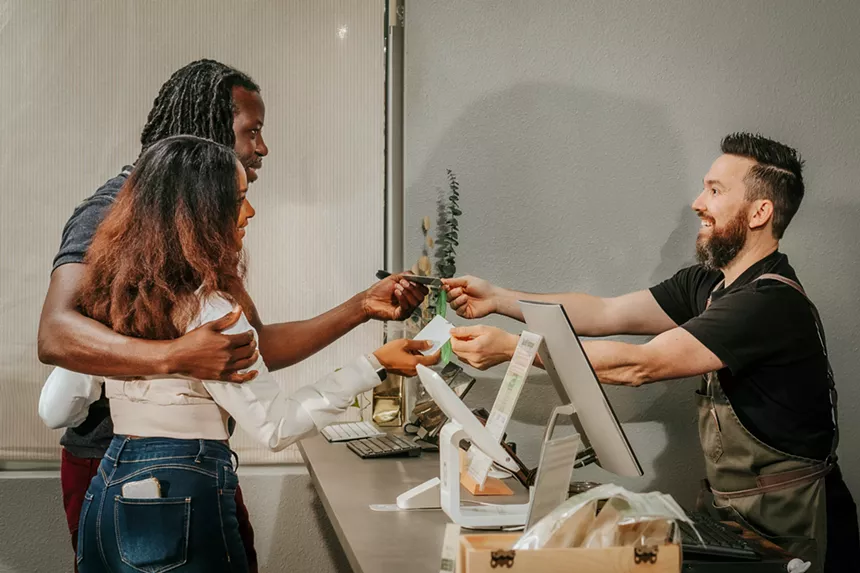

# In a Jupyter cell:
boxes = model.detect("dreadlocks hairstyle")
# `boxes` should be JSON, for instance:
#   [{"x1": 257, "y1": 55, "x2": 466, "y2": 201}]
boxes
[
  {"x1": 140, "y1": 59, "x2": 260, "y2": 151},
  {"x1": 79, "y1": 135, "x2": 250, "y2": 340},
  {"x1": 721, "y1": 132, "x2": 805, "y2": 239}
]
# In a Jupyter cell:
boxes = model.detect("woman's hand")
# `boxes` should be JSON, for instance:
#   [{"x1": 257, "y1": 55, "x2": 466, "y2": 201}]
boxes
[{"x1": 373, "y1": 339, "x2": 440, "y2": 377}]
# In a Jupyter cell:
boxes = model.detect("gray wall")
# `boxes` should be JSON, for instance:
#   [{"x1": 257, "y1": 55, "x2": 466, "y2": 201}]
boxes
[
  {"x1": 404, "y1": 0, "x2": 860, "y2": 508},
  {"x1": 0, "y1": 467, "x2": 350, "y2": 573}
]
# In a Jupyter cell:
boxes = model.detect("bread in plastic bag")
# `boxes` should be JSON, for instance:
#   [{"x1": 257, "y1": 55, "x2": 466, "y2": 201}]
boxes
[{"x1": 513, "y1": 484, "x2": 696, "y2": 550}]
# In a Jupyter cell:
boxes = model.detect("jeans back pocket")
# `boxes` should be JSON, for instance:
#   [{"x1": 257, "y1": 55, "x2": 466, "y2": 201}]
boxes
[{"x1": 115, "y1": 496, "x2": 191, "y2": 573}]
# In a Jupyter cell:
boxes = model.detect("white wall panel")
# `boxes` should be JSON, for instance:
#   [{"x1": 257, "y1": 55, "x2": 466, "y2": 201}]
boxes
[{"x1": 0, "y1": 0, "x2": 385, "y2": 464}]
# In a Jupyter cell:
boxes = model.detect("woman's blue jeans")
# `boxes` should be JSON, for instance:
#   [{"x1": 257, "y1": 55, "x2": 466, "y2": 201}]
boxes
[{"x1": 77, "y1": 436, "x2": 248, "y2": 573}]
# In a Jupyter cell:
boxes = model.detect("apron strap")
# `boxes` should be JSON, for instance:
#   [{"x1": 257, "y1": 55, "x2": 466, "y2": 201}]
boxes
[
  {"x1": 754, "y1": 273, "x2": 839, "y2": 464},
  {"x1": 705, "y1": 279, "x2": 725, "y2": 309},
  {"x1": 695, "y1": 479, "x2": 712, "y2": 513},
  {"x1": 710, "y1": 461, "x2": 833, "y2": 500}
]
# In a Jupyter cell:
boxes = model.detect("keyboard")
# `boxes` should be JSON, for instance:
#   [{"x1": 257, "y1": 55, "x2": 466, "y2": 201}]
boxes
[
  {"x1": 321, "y1": 421, "x2": 384, "y2": 443},
  {"x1": 679, "y1": 512, "x2": 759, "y2": 561},
  {"x1": 347, "y1": 435, "x2": 422, "y2": 459}
]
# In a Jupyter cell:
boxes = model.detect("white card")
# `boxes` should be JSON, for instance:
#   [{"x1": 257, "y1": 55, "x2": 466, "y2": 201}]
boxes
[{"x1": 414, "y1": 315, "x2": 454, "y2": 356}]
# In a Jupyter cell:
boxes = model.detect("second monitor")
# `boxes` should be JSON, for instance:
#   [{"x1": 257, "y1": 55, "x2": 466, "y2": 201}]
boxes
[{"x1": 519, "y1": 300, "x2": 643, "y2": 478}]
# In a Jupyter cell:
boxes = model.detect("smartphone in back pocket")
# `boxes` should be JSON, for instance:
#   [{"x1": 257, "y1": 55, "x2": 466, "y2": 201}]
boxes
[{"x1": 121, "y1": 476, "x2": 161, "y2": 499}]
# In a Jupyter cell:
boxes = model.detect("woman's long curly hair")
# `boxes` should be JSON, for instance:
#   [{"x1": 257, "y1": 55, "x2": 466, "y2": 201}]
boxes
[{"x1": 78, "y1": 135, "x2": 249, "y2": 340}]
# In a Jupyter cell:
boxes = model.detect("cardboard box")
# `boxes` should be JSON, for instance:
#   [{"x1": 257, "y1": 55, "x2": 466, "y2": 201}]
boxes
[{"x1": 457, "y1": 533, "x2": 680, "y2": 573}]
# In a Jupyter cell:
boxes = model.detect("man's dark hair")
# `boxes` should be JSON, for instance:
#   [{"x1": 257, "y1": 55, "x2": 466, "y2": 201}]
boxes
[
  {"x1": 140, "y1": 59, "x2": 260, "y2": 151},
  {"x1": 720, "y1": 132, "x2": 805, "y2": 239}
]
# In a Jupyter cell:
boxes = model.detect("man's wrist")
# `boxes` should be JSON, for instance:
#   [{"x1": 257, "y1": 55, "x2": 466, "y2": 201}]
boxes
[
  {"x1": 353, "y1": 291, "x2": 372, "y2": 324},
  {"x1": 160, "y1": 340, "x2": 181, "y2": 376},
  {"x1": 505, "y1": 331, "x2": 519, "y2": 361},
  {"x1": 494, "y1": 288, "x2": 517, "y2": 318}
]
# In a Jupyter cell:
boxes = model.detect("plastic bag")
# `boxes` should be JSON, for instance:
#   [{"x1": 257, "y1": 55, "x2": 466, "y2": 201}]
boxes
[{"x1": 513, "y1": 484, "x2": 695, "y2": 550}]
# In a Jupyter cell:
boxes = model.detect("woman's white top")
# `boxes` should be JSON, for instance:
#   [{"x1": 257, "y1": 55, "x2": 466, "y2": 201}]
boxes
[{"x1": 38, "y1": 293, "x2": 380, "y2": 452}]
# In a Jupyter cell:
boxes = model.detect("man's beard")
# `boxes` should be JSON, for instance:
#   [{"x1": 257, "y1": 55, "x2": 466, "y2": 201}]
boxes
[{"x1": 695, "y1": 210, "x2": 748, "y2": 270}]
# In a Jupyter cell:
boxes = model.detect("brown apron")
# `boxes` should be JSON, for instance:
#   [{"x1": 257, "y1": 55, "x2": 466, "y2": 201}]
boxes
[{"x1": 697, "y1": 273, "x2": 838, "y2": 572}]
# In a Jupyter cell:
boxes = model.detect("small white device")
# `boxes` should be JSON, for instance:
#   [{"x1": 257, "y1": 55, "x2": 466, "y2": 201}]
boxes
[
  {"x1": 417, "y1": 365, "x2": 517, "y2": 471},
  {"x1": 121, "y1": 476, "x2": 161, "y2": 499},
  {"x1": 394, "y1": 364, "x2": 531, "y2": 528}
]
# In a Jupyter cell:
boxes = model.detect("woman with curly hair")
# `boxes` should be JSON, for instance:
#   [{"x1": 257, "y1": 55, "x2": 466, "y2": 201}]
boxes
[{"x1": 42, "y1": 134, "x2": 436, "y2": 572}]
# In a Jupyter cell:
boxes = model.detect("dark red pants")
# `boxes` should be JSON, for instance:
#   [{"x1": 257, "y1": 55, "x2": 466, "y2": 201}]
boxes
[{"x1": 61, "y1": 448, "x2": 259, "y2": 572}]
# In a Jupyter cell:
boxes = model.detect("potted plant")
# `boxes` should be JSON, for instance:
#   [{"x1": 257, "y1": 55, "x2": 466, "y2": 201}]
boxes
[{"x1": 372, "y1": 170, "x2": 462, "y2": 426}]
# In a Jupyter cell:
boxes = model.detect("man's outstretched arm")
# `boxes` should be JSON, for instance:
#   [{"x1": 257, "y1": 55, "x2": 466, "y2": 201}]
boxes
[
  {"x1": 450, "y1": 321, "x2": 722, "y2": 386},
  {"x1": 583, "y1": 327, "x2": 723, "y2": 386},
  {"x1": 248, "y1": 274, "x2": 428, "y2": 372},
  {"x1": 443, "y1": 276, "x2": 677, "y2": 336}
]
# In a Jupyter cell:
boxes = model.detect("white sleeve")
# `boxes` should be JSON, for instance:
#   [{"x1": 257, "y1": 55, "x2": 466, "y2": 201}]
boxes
[
  {"x1": 196, "y1": 295, "x2": 381, "y2": 451},
  {"x1": 38, "y1": 368, "x2": 103, "y2": 430}
]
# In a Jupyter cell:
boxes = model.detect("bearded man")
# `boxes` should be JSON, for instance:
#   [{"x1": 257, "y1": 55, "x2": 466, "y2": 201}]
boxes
[{"x1": 440, "y1": 133, "x2": 858, "y2": 572}]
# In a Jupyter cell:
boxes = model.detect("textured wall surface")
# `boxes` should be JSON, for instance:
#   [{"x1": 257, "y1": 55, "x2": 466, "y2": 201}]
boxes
[
  {"x1": 0, "y1": 0, "x2": 385, "y2": 464},
  {"x1": 0, "y1": 0, "x2": 383, "y2": 569},
  {"x1": 404, "y1": 0, "x2": 860, "y2": 508}
]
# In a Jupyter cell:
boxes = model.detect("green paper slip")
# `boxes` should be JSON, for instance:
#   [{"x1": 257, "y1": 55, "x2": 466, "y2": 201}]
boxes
[{"x1": 436, "y1": 289, "x2": 452, "y2": 365}]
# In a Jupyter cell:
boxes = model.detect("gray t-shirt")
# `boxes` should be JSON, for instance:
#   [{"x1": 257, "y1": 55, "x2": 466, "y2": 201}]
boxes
[{"x1": 53, "y1": 167, "x2": 132, "y2": 458}]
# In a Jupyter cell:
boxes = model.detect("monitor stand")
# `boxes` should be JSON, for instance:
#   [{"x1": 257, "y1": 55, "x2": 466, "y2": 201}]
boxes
[
  {"x1": 397, "y1": 419, "x2": 533, "y2": 528},
  {"x1": 396, "y1": 403, "x2": 596, "y2": 529}
]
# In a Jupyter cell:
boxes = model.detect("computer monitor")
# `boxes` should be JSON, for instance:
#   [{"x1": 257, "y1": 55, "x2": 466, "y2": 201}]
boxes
[{"x1": 519, "y1": 300, "x2": 643, "y2": 478}]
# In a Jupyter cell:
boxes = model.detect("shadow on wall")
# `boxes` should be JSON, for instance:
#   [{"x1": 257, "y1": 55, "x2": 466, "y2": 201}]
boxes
[
  {"x1": 408, "y1": 81, "x2": 704, "y2": 504},
  {"x1": 652, "y1": 205, "x2": 698, "y2": 285}
]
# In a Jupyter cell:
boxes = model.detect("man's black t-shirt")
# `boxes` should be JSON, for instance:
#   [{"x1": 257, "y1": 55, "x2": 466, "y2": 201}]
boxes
[
  {"x1": 650, "y1": 250, "x2": 834, "y2": 461},
  {"x1": 53, "y1": 167, "x2": 132, "y2": 458}
]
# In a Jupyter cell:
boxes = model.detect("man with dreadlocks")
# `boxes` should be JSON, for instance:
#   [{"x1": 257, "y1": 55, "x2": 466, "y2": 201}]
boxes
[{"x1": 37, "y1": 59, "x2": 428, "y2": 572}]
